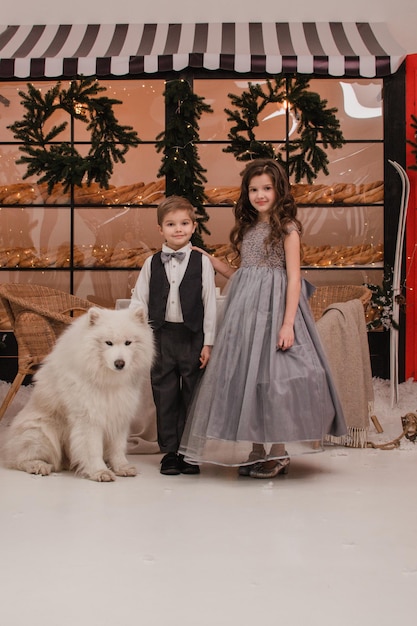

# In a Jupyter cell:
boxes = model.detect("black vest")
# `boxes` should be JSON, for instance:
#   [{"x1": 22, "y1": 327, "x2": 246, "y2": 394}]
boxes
[{"x1": 148, "y1": 250, "x2": 204, "y2": 333}]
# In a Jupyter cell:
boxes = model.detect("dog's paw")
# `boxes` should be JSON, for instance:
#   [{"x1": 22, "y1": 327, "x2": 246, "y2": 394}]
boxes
[
  {"x1": 114, "y1": 465, "x2": 137, "y2": 477},
  {"x1": 90, "y1": 469, "x2": 116, "y2": 482},
  {"x1": 20, "y1": 460, "x2": 53, "y2": 476}
]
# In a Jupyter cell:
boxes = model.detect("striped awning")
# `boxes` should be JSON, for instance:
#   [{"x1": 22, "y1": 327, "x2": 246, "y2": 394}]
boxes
[{"x1": 0, "y1": 22, "x2": 406, "y2": 79}]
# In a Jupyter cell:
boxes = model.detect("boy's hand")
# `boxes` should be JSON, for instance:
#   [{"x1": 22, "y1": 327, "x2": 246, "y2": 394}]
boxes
[{"x1": 199, "y1": 345, "x2": 212, "y2": 369}]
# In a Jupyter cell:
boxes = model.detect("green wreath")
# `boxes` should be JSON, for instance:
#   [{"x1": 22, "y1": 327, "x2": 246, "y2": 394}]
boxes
[
  {"x1": 224, "y1": 75, "x2": 345, "y2": 183},
  {"x1": 8, "y1": 77, "x2": 141, "y2": 193}
]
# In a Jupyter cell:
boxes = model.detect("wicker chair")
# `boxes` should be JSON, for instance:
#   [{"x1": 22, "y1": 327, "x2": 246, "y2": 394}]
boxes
[
  {"x1": 309, "y1": 284, "x2": 372, "y2": 322},
  {"x1": 0, "y1": 283, "x2": 93, "y2": 420}
]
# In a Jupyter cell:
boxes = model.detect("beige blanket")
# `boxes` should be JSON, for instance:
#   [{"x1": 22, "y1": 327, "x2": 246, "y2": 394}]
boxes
[
  {"x1": 127, "y1": 377, "x2": 159, "y2": 454},
  {"x1": 316, "y1": 299, "x2": 374, "y2": 447}
]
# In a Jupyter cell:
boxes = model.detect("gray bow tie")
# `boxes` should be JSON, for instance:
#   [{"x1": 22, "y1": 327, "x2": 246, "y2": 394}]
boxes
[{"x1": 161, "y1": 251, "x2": 186, "y2": 264}]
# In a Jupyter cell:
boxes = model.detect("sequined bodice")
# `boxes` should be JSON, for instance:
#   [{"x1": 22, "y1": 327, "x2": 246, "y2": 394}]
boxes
[{"x1": 240, "y1": 222, "x2": 289, "y2": 269}]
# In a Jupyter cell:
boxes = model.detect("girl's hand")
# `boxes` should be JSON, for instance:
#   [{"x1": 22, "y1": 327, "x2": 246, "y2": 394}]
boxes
[
  {"x1": 191, "y1": 245, "x2": 210, "y2": 257},
  {"x1": 199, "y1": 345, "x2": 212, "y2": 368},
  {"x1": 277, "y1": 323, "x2": 294, "y2": 351},
  {"x1": 191, "y1": 246, "x2": 235, "y2": 279}
]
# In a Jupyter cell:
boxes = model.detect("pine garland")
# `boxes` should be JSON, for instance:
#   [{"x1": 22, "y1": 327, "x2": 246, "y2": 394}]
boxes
[
  {"x1": 224, "y1": 75, "x2": 345, "y2": 183},
  {"x1": 156, "y1": 79, "x2": 213, "y2": 248},
  {"x1": 364, "y1": 267, "x2": 400, "y2": 331},
  {"x1": 8, "y1": 77, "x2": 141, "y2": 192}
]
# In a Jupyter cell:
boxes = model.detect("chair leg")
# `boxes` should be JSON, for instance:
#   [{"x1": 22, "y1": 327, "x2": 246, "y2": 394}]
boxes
[
  {"x1": 370, "y1": 414, "x2": 384, "y2": 433},
  {"x1": 0, "y1": 371, "x2": 26, "y2": 421}
]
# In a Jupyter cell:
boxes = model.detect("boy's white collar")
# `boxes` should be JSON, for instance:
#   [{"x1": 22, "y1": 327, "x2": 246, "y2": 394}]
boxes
[{"x1": 162, "y1": 242, "x2": 192, "y2": 254}]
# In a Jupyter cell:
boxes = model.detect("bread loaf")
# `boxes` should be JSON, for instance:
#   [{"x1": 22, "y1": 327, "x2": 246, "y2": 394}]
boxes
[{"x1": 302, "y1": 243, "x2": 384, "y2": 266}]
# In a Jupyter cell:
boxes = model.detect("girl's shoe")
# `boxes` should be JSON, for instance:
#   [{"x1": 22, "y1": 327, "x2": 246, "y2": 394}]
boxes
[
  {"x1": 238, "y1": 451, "x2": 265, "y2": 476},
  {"x1": 249, "y1": 454, "x2": 290, "y2": 479}
]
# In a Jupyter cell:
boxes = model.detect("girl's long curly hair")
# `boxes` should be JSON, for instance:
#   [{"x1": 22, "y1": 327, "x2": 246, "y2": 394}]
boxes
[{"x1": 229, "y1": 159, "x2": 302, "y2": 261}]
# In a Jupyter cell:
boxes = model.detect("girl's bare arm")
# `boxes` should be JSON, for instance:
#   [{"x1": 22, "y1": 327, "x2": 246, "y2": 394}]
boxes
[{"x1": 277, "y1": 230, "x2": 301, "y2": 351}]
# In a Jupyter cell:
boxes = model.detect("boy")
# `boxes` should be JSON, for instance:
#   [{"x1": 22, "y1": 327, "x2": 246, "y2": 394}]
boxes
[{"x1": 130, "y1": 196, "x2": 217, "y2": 475}]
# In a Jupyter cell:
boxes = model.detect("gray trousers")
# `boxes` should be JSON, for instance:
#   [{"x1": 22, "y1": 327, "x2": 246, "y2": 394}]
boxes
[{"x1": 151, "y1": 322, "x2": 203, "y2": 453}]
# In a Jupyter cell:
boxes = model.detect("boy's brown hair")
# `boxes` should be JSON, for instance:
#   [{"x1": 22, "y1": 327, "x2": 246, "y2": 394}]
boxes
[{"x1": 156, "y1": 195, "x2": 197, "y2": 226}]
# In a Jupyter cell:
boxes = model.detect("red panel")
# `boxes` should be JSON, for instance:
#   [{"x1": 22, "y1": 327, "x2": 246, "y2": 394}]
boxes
[{"x1": 405, "y1": 54, "x2": 417, "y2": 378}]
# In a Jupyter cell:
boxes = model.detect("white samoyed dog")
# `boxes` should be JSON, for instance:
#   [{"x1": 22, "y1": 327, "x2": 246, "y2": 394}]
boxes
[{"x1": 1, "y1": 306, "x2": 154, "y2": 481}]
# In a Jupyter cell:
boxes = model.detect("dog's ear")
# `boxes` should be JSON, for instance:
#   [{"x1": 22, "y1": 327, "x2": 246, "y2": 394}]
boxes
[
  {"x1": 131, "y1": 307, "x2": 146, "y2": 325},
  {"x1": 87, "y1": 307, "x2": 102, "y2": 325}
]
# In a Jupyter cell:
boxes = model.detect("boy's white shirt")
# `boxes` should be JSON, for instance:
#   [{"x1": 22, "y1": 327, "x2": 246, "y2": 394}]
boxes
[{"x1": 130, "y1": 242, "x2": 217, "y2": 346}]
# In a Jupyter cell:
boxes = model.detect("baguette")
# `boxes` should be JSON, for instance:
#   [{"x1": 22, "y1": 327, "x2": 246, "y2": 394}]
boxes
[
  {"x1": 302, "y1": 243, "x2": 384, "y2": 266},
  {"x1": 206, "y1": 187, "x2": 240, "y2": 204},
  {"x1": 357, "y1": 180, "x2": 384, "y2": 193},
  {"x1": 98, "y1": 183, "x2": 146, "y2": 205},
  {"x1": 42, "y1": 183, "x2": 71, "y2": 205},
  {"x1": 55, "y1": 244, "x2": 84, "y2": 267},
  {"x1": 332, "y1": 184, "x2": 357, "y2": 202},
  {"x1": 5, "y1": 252, "x2": 23, "y2": 267},
  {"x1": 1, "y1": 186, "x2": 37, "y2": 205},
  {"x1": 111, "y1": 256, "x2": 142, "y2": 268},
  {"x1": 0, "y1": 183, "x2": 34, "y2": 202},
  {"x1": 342, "y1": 185, "x2": 384, "y2": 204},
  {"x1": 362, "y1": 186, "x2": 384, "y2": 203}
]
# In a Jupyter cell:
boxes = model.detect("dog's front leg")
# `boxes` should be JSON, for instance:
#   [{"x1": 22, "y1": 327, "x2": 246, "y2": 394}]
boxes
[
  {"x1": 69, "y1": 424, "x2": 116, "y2": 482},
  {"x1": 106, "y1": 430, "x2": 137, "y2": 477}
]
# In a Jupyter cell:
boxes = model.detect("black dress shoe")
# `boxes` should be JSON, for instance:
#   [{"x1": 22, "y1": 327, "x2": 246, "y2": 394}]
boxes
[
  {"x1": 177, "y1": 454, "x2": 200, "y2": 475},
  {"x1": 160, "y1": 452, "x2": 180, "y2": 475}
]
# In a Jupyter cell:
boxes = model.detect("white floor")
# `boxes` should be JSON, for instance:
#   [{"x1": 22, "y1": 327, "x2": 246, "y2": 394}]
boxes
[{"x1": 1, "y1": 379, "x2": 417, "y2": 626}]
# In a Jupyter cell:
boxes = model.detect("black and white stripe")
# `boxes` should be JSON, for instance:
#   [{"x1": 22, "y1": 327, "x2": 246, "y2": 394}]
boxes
[{"x1": 0, "y1": 22, "x2": 405, "y2": 79}]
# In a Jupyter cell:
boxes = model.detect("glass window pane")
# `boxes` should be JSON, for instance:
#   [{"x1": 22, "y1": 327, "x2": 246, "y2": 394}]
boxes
[
  {"x1": 302, "y1": 267, "x2": 383, "y2": 287},
  {"x1": 1, "y1": 74, "x2": 386, "y2": 300},
  {"x1": 309, "y1": 78, "x2": 383, "y2": 141},
  {"x1": 0, "y1": 270, "x2": 73, "y2": 293},
  {"x1": 73, "y1": 269, "x2": 140, "y2": 307},
  {"x1": 72, "y1": 79, "x2": 165, "y2": 143},
  {"x1": 309, "y1": 142, "x2": 383, "y2": 187},
  {"x1": 74, "y1": 206, "x2": 158, "y2": 265},
  {"x1": 195, "y1": 77, "x2": 383, "y2": 143}
]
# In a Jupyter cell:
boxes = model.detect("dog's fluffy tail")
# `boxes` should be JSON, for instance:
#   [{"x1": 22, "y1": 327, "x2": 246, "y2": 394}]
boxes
[{"x1": 2, "y1": 412, "x2": 63, "y2": 475}]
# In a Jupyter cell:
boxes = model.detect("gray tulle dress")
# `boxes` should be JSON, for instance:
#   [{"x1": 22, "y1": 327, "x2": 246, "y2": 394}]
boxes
[{"x1": 179, "y1": 221, "x2": 347, "y2": 466}]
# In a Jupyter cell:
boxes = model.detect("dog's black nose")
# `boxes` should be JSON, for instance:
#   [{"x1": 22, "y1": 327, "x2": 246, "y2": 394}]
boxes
[{"x1": 114, "y1": 359, "x2": 125, "y2": 370}]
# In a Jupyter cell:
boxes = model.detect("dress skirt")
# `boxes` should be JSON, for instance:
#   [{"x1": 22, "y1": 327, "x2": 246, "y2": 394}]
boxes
[{"x1": 179, "y1": 267, "x2": 346, "y2": 466}]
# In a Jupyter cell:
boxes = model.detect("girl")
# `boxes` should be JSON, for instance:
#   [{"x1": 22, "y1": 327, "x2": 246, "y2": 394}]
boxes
[{"x1": 179, "y1": 159, "x2": 346, "y2": 478}]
